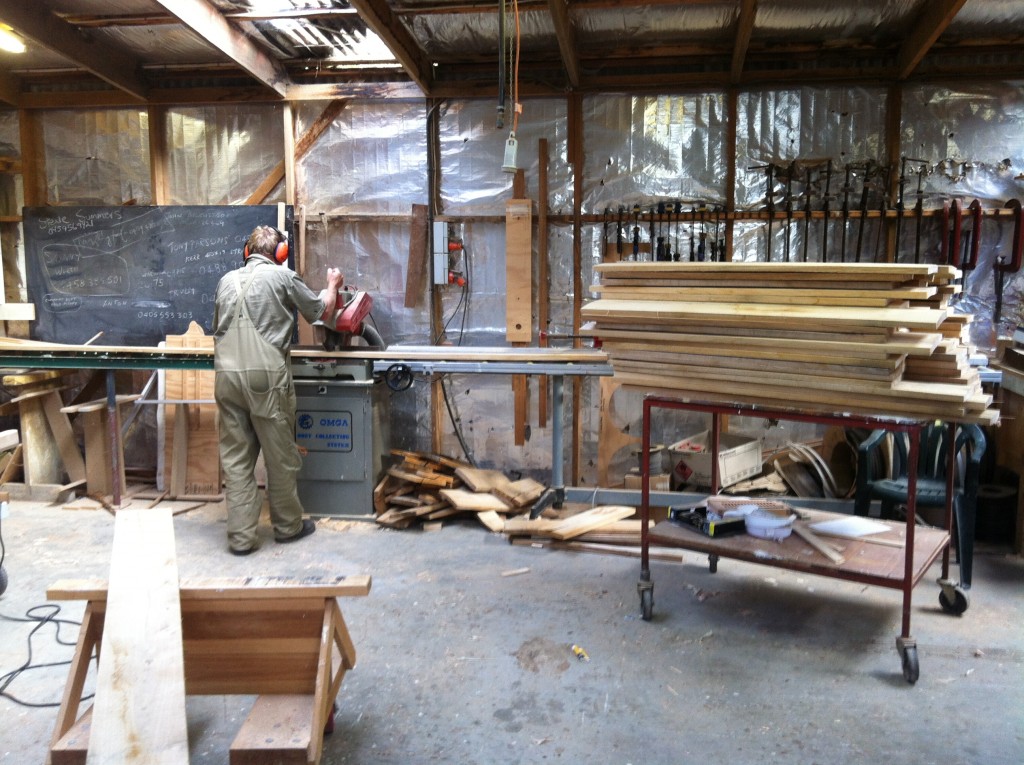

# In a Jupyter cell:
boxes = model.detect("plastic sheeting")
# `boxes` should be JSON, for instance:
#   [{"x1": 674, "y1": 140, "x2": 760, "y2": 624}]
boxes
[
  {"x1": 0, "y1": 109, "x2": 19, "y2": 157},
  {"x1": 41, "y1": 109, "x2": 151, "y2": 205},
  {"x1": 165, "y1": 104, "x2": 284, "y2": 205}
]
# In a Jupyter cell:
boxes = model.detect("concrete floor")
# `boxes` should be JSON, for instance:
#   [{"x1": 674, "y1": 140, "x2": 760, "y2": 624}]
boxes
[{"x1": 0, "y1": 498, "x2": 1022, "y2": 765}]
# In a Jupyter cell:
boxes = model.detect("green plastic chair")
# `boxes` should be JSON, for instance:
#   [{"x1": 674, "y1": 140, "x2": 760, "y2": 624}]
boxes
[{"x1": 853, "y1": 422, "x2": 985, "y2": 612}]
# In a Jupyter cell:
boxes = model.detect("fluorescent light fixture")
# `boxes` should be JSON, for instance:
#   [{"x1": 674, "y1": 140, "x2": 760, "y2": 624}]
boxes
[{"x1": 0, "y1": 26, "x2": 25, "y2": 54}]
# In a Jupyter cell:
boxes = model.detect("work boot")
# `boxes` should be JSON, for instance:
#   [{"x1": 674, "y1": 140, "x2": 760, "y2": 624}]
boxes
[{"x1": 275, "y1": 518, "x2": 316, "y2": 544}]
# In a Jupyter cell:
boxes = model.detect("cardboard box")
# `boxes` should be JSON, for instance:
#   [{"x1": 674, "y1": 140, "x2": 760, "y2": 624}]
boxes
[{"x1": 669, "y1": 431, "x2": 762, "y2": 489}]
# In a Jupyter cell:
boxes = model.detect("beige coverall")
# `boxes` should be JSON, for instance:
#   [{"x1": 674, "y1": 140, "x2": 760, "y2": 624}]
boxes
[{"x1": 213, "y1": 254, "x2": 325, "y2": 551}]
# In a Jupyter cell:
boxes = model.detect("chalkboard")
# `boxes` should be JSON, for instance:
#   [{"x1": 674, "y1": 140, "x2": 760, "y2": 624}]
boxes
[{"x1": 24, "y1": 205, "x2": 293, "y2": 346}]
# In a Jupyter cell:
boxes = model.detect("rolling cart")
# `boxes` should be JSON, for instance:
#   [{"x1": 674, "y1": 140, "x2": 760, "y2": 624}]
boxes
[{"x1": 637, "y1": 395, "x2": 964, "y2": 684}]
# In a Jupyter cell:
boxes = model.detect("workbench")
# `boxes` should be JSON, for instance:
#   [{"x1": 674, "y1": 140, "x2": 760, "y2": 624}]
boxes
[
  {"x1": 636, "y1": 395, "x2": 964, "y2": 685},
  {"x1": 0, "y1": 339, "x2": 612, "y2": 506}
]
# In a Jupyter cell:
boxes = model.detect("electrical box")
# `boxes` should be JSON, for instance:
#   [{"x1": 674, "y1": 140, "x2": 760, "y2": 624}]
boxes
[{"x1": 431, "y1": 221, "x2": 448, "y2": 285}]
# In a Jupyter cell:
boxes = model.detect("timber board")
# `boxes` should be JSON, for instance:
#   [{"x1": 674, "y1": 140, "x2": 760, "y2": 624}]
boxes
[
  {"x1": 586, "y1": 326, "x2": 940, "y2": 357},
  {"x1": 617, "y1": 378, "x2": 996, "y2": 424},
  {"x1": 610, "y1": 351, "x2": 901, "y2": 381},
  {"x1": 593, "y1": 285, "x2": 910, "y2": 307},
  {"x1": 582, "y1": 299, "x2": 947, "y2": 331},
  {"x1": 600, "y1": 340, "x2": 904, "y2": 369},
  {"x1": 594, "y1": 262, "x2": 941, "y2": 277}
]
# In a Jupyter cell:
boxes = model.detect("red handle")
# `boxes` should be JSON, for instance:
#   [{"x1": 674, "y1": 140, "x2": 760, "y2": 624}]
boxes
[
  {"x1": 961, "y1": 200, "x2": 982, "y2": 271},
  {"x1": 999, "y1": 199, "x2": 1024, "y2": 273},
  {"x1": 941, "y1": 199, "x2": 961, "y2": 266}
]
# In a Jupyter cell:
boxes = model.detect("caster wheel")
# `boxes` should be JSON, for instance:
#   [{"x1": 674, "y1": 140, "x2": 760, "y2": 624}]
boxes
[
  {"x1": 938, "y1": 584, "x2": 969, "y2": 616},
  {"x1": 0, "y1": 565, "x2": 7, "y2": 597},
  {"x1": 708, "y1": 554, "x2": 718, "y2": 574},
  {"x1": 638, "y1": 582, "x2": 654, "y2": 621},
  {"x1": 897, "y1": 638, "x2": 919, "y2": 685}
]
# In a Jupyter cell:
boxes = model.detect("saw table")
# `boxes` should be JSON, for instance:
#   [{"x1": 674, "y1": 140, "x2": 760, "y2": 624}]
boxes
[{"x1": 0, "y1": 339, "x2": 611, "y2": 507}]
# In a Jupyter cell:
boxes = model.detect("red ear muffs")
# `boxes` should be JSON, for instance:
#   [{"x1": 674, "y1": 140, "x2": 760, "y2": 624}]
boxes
[
  {"x1": 273, "y1": 238, "x2": 289, "y2": 264},
  {"x1": 243, "y1": 229, "x2": 289, "y2": 264}
]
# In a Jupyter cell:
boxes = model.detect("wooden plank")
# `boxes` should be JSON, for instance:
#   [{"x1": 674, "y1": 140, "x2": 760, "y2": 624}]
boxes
[
  {"x1": 404, "y1": 203, "x2": 429, "y2": 308},
  {"x1": 477, "y1": 510, "x2": 505, "y2": 532},
  {"x1": 505, "y1": 199, "x2": 532, "y2": 342},
  {"x1": 793, "y1": 523, "x2": 846, "y2": 565},
  {"x1": 40, "y1": 391, "x2": 86, "y2": 483},
  {"x1": 548, "y1": 505, "x2": 636, "y2": 540},
  {"x1": 594, "y1": 261, "x2": 940, "y2": 277},
  {"x1": 18, "y1": 396, "x2": 62, "y2": 485},
  {"x1": 48, "y1": 575, "x2": 373, "y2": 602},
  {"x1": 86, "y1": 508, "x2": 188, "y2": 765},
  {"x1": 162, "y1": 322, "x2": 219, "y2": 497},
  {"x1": 439, "y1": 488, "x2": 511, "y2": 512},
  {"x1": 594, "y1": 284, "x2": 936, "y2": 306},
  {"x1": 453, "y1": 466, "x2": 511, "y2": 493},
  {"x1": 229, "y1": 695, "x2": 312, "y2": 765},
  {"x1": 582, "y1": 298, "x2": 946, "y2": 331}
]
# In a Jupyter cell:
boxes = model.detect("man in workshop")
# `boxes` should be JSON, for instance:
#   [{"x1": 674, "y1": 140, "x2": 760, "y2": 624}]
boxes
[{"x1": 213, "y1": 224, "x2": 343, "y2": 555}]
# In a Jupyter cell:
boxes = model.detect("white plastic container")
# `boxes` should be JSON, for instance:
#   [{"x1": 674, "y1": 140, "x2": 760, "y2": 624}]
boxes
[{"x1": 744, "y1": 508, "x2": 796, "y2": 540}]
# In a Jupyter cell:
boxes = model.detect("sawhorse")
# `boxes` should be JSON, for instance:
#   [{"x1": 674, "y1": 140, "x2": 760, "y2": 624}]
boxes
[{"x1": 46, "y1": 575, "x2": 371, "y2": 765}]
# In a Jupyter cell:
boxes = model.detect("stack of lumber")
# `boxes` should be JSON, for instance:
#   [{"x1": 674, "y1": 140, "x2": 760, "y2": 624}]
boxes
[{"x1": 583, "y1": 262, "x2": 998, "y2": 425}]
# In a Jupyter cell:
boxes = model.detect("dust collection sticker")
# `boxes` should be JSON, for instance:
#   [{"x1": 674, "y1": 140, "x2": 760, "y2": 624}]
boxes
[{"x1": 296, "y1": 410, "x2": 353, "y2": 452}]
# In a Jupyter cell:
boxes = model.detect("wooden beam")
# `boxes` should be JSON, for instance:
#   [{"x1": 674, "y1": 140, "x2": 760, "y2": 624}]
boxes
[
  {"x1": 730, "y1": 0, "x2": 757, "y2": 84},
  {"x1": 0, "y1": 5, "x2": 148, "y2": 101},
  {"x1": 151, "y1": 0, "x2": 292, "y2": 98},
  {"x1": 148, "y1": 105, "x2": 169, "y2": 205},
  {"x1": 547, "y1": 0, "x2": 581, "y2": 88},
  {"x1": 0, "y1": 69, "x2": 19, "y2": 108},
  {"x1": 537, "y1": 138, "x2": 550, "y2": 428},
  {"x1": 87, "y1": 508, "x2": 188, "y2": 764},
  {"x1": 895, "y1": 0, "x2": 967, "y2": 80},
  {"x1": 282, "y1": 102, "x2": 296, "y2": 204},
  {"x1": 18, "y1": 109, "x2": 46, "y2": 207},
  {"x1": 245, "y1": 99, "x2": 348, "y2": 205},
  {"x1": 347, "y1": 0, "x2": 432, "y2": 94}
]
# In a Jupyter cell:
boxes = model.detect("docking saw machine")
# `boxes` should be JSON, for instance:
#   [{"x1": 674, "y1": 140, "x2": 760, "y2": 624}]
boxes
[{"x1": 312, "y1": 287, "x2": 384, "y2": 351}]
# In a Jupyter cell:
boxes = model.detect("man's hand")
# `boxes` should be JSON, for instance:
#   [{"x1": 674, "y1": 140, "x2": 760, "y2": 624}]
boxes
[
  {"x1": 326, "y1": 267, "x2": 343, "y2": 291},
  {"x1": 318, "y1": 267, "x2": 344, "y2": 321}
]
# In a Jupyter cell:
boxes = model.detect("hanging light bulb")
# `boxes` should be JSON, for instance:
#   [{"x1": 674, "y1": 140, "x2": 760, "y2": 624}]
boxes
[{"x1": 0, "y1": 25, "x2": 26, "y2": 54}]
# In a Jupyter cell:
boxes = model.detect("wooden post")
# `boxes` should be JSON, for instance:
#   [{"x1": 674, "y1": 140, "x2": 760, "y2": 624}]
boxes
[{"x1": 537, "y1": 138, "x2": 550, "y2": 427}]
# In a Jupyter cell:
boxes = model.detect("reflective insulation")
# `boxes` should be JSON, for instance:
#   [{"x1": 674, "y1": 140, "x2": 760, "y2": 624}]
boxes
[
  {"x1": 902, "y1": 81, "x2": 1024, "y2": 344},
  {"x1": 0, "y1": 109, "x2": 18, "y2": 156},
  {"x1": 41, "y1": 109, "x2": 151, "y2": 205},
  {"x1": 296, "y1": 100, "x2": 427, "y2": 215},
  {"x1": 165, "y1": 104, "x2": 284, "y2": 205},
  {"x1": 733, "y1": 86, "x2": 889, "y2": 264},
  {"x1": 439, "y1": 99, "x2": 572, "y2": 216},
  {"x1": 582, "y1": 94, "x2": 728, "y2": 214},
  {"x1": 572, "y1": 3, "x2": 734, "y2": 46},
  {"x1": 751, "y1": 0, "x2": 916, "y2": 45}
]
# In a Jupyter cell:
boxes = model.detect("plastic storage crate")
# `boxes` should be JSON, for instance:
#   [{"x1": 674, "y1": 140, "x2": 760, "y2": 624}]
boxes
[{"x1": 668, "y1": 430, "x2": 762, "y2": 489}]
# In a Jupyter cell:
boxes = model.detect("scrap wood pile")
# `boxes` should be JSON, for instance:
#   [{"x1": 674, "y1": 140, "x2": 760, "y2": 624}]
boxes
[
  {"x1": 375, "y1": 450, "x2": 552, "y2": 531},
  {"x1": 375, "y1": 450, "x2": 667, "y2": 558},
  {"x1": 583, "y1": 262, "x2": 998, "y2": 425}
]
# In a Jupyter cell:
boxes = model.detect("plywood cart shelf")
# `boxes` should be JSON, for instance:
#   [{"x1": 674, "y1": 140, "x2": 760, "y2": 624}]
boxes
[{"x1": 637, "y1": 395, "x2": 963, "y2": 685}]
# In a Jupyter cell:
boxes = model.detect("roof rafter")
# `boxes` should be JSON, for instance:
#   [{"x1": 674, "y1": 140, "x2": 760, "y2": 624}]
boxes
[
  {"x1": 347, "y1": 0, "x2": 432, "y2": 95},
  {"x1": 548, "y1": 0, "x2": 580, "y2": 87},
  {"x1": 730, "y1": 0, "x2": 758, "y2": 85},
  {"x1": 151, "y1": 0, "x2": 292, "y2": 98},
  {"x1": 896, "y1": 0, "x2": 968, "y2": 80},
  {"x1": 0, "y1": 4, "x2": 148, "y2": 101}
]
